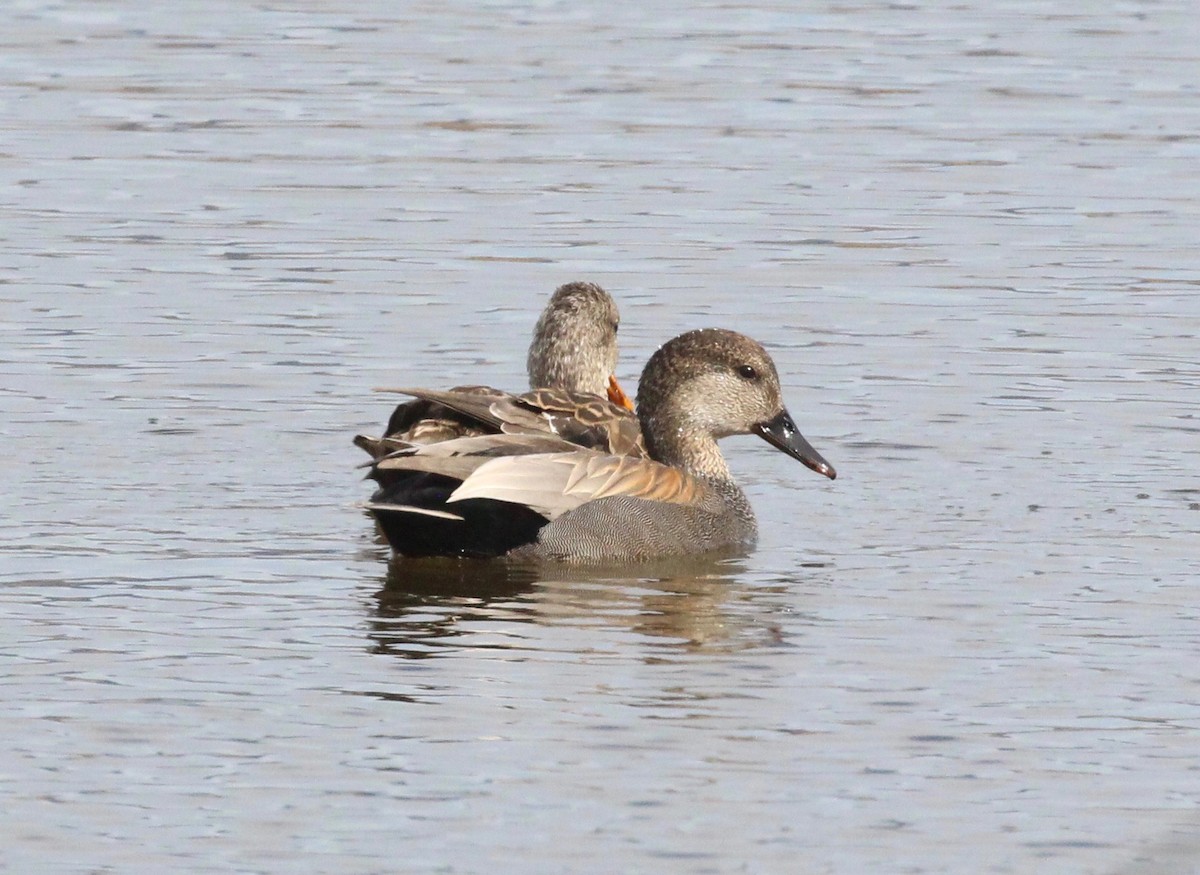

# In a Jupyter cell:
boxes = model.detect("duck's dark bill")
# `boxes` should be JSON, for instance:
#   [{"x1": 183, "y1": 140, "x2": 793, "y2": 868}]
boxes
[{"x1": 753, "y1": 410, "x2": 837, "y2": 480}]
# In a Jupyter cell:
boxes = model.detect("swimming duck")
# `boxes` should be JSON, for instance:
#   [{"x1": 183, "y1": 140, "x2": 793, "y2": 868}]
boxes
[{"x1": 365, "y1": 328, "x2": 835, "y2": 562}]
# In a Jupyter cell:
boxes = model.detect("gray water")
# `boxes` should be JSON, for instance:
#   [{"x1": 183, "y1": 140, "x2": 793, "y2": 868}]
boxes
[{"x1": 3, "y1": 2, "x2": 1199, "y2": 873}]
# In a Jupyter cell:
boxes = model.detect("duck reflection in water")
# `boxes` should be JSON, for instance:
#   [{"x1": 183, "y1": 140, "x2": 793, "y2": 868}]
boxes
[{"x1": 365, "y1": 552, "x2": 805, "y2": 660}]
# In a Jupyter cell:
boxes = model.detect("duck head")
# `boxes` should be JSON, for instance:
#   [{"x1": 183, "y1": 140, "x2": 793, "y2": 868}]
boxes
[
  {"x1": 636, "y1": 328, "x2": 835, "y2": 480},
  {"x1": 527, "y1": 281, "x2": 630, "y2": 408}
]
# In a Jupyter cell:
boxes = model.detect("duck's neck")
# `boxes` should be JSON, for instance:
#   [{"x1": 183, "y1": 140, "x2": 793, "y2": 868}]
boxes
[
  {"x1": 641, "y1": 407, "x2": 757, "y2": 532},
  {"x1": 642, "y1": 412, "x2": 734, "y2": 485}
]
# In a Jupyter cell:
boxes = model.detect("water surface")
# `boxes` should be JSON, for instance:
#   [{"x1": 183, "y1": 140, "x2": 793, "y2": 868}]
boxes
[{"x1": 3, "y1": 2, "x2": 1199, "y2": 873}]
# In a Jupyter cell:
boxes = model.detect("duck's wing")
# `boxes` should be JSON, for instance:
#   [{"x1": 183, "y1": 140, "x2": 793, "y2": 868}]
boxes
[
  {"x1": 354, "y1": 420, "x2": 479, "y2": 458},
  {"x1": 447, "y1": 451, "x2": 704, "y2": 521},
  {"x1": 353, "y1": 385, "x2": 507, "y2": 458},
  {"x1": 511, "y1": 389, "x2": 647, "y2": 458},
  {"x1": 365, "y1": 431, "x2": 581, "y2": 492},
  {"x1": 373, "y1": 386, "x2": 520, "y2": 433},
  {"x1": 372, "y1": 386, "x2": 647, "y2": 458},
  {"x1": 372, "y1": 432, "x2": 572, "y2": 467}
]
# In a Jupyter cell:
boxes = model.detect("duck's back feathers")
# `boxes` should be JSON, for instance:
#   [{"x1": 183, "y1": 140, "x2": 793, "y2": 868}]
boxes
[
  {"x1": 370, "y1": 386, "x2": 646, "y2": 458},
  {"x1": 447, "y1": 449, "x2": 701, "y2": 519}
]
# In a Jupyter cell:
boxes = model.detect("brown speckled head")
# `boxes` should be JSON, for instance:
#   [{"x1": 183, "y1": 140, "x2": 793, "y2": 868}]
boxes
[
  {"x1": 636, "y1": 328, "x2": 835, "y2": 481},
  {"x1": 526, "y1": 282, "x2": 620, "y2": 396}
]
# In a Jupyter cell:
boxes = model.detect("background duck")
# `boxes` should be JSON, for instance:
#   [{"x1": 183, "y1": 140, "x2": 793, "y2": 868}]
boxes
[{"x1": 353, "y1": 281, "x2": 634, "y2": 458}]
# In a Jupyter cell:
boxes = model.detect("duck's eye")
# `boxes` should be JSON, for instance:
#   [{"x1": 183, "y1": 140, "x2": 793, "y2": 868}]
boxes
[{"x1": 736, "y1": 364, "x2": 758, "y2": 380}]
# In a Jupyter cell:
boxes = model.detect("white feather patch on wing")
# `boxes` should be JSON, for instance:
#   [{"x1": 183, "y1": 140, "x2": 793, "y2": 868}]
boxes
[{"x1": 364, "y1": 502, "x2": 465, "y2": 521}]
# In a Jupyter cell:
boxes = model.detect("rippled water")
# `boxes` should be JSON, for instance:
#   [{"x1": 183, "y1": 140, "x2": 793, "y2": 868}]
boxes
[{"x1": 3, "y1": 2, "x2": 1199, "y2": 873}]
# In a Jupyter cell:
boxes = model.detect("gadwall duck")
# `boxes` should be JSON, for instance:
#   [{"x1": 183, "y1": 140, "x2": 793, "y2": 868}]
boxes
[
  {"x1": 365, "y1": 328, "x2": 835, "y2": 562},
  {"x1": 353, "y1": 281, "x2": 634, "y2": 458}
]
